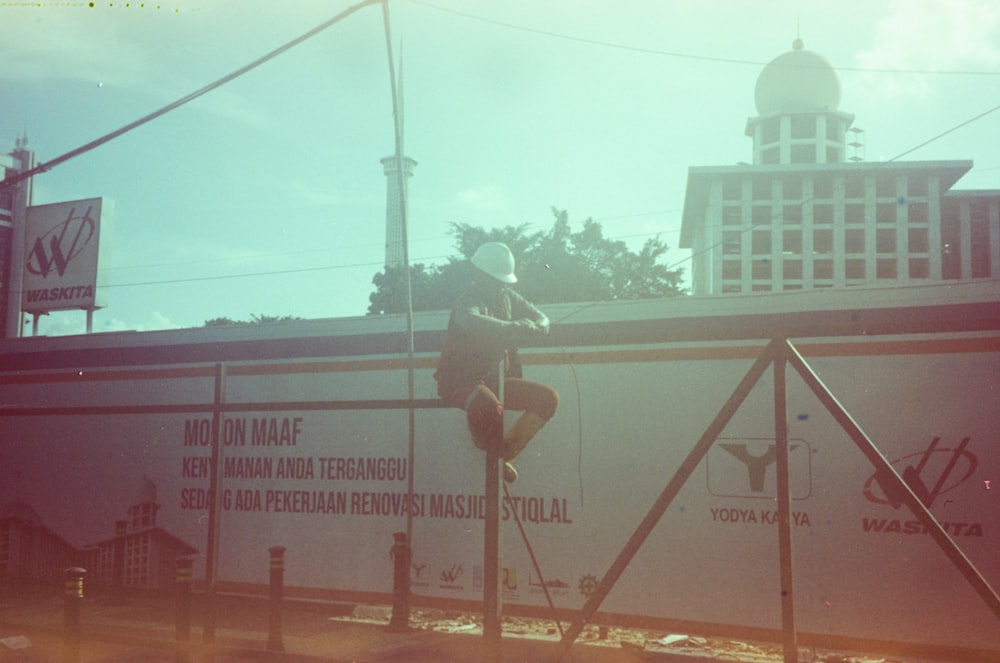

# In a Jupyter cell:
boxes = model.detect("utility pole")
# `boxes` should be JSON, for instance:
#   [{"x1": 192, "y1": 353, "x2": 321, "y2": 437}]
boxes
[{"x1": 3, "y1": 137, "x2": 33, "y2": 338}]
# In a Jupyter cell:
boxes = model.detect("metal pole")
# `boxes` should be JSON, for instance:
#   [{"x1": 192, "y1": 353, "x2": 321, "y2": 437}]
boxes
[
  {"x1": 203, "y1": 362, "x2": 226, "y2": 644},
  {"x1": 552, "y1": 341, "x2": 776, "y2": 662},
  {"x1": 772, "y1": 340, "x2": 797, "y2": 663},
  {"x1": 379, "y1": 0, "x2": 417, "y2": 554},
  {"x1": 5, "y1": 144, "x2": 32, "y2": 339},
  {"x1": 483, "y1": 359, "x2": 504, "y2": 662}
]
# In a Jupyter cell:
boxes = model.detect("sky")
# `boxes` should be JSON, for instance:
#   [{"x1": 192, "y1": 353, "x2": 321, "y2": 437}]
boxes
[{"x1": 2, "y1": 0, "x2": 999, "y2": 336}]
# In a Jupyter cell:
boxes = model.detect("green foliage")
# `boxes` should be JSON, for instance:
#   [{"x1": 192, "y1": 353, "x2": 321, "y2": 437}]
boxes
[
  {"x1": 367, "y1": 209, "x2": 686, "y2": 315},
  {"x1": 203, "y1": 314, "x2": 305, "y2": 327}
]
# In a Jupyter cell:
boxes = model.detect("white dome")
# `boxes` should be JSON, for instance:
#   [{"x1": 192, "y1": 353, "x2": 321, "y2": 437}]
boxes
[{"x1": 754, "y1": 39, "x2": 841, "y2": 115}]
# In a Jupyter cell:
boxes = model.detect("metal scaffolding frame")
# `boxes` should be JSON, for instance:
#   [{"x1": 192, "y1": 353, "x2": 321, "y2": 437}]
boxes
[{"x1": 549, "y1": 336, "x2": 1000, "y2": 663}]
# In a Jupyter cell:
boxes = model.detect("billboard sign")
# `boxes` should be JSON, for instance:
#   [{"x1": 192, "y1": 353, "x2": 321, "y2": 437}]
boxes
[{"x1": 22, "y1": 197, "x2": 110, "y2": 313}]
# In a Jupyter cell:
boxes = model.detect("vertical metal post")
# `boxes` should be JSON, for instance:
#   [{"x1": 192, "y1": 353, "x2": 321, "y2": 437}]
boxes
[
  {"x1": 388, "y1": 532, "x2": 411, "y2": 632},
  {"x1": 483, "y1": 358, "x2": 504, "y2": 662},
  {"x1": 203, "y1": 362, "x2": 226, "y2": 644},
  {"x1": 772, "y1": 340, "x2": 798, "y2": 663},
  {"x1": 62, "y1": 567, "x2": 86, "y2": 663},
  {"x1": 267, "y1": 546, "x2": 286, "y2": 652},
  {"x1": 175, "y1": 556, "x2": 194, "y2": 663},
  {"x1": 379, "y1": 0, "x2": 417, "y2": 554}
]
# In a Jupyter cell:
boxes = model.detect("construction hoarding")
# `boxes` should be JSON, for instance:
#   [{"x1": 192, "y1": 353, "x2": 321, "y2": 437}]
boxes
[{"x1": 1, "y1": 281, "x2": 998, "y2": 658}]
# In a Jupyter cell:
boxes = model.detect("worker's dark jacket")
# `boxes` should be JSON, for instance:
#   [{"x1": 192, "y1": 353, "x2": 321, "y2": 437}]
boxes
[{"x1": 434, "y1": 287, "x2": 547, "y2": 402}]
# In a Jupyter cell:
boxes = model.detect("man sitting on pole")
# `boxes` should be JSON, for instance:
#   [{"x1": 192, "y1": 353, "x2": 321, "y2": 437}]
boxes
[{"x1": 434, "y1": 242, "x2": 559, "y2": 483}]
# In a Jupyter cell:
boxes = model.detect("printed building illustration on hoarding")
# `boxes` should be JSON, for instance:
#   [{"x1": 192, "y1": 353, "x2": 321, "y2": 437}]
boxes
[
  {"x1": 1, "y1": 477, "x2": 197, "y2": 590},
  {"x1": 82, "y1": 476, "x2": 198, "y2": 591},
  {"x1": 681, "y1": 39, "x2": 1000, "y2": 295},
  {"x1": 0, "y1": 500, "x2": 79, "y2": 582}
]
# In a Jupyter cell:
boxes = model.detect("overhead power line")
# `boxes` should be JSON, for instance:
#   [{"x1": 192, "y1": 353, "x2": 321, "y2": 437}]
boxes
[
  {"x1": 0, "y1": 0, "x2": 381, "y2": 191},
  {"x1": 408, "y1": 0, "x2": 1000, "y2": 77}
]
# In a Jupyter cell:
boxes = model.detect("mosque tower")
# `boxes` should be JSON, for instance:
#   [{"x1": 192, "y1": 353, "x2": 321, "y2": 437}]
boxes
[
  {"x1": 681, "y1": 38, "x2": 997, "y2": 295},
  {"x1": 380, "y1": 56, "x2": 416, "y2": 270},
  {"x1": 744, "y1": 38, "x2": 855, "y2": 165}
]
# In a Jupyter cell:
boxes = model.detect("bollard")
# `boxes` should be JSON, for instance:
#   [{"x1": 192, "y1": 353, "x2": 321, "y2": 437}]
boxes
[
  {"x1": 63, "y1": 567, "x2": 86, "y2": 663},
  {"x1": 267, "y1": 546, "x2": 286, "y2": 652},
  {"x1": 175, "y1": 556, "x2": 194, "y2": 663},
  {"x1": 387, "y1": 532, "x2": 411, "y2": 632},
  {"x1": 112, "y1": 520, "x2": 127, "y2": 605}
]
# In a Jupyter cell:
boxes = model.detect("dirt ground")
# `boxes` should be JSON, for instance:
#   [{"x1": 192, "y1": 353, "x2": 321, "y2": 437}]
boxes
[{"x1": 348, "y1": 607, "x2": 910, "y2": 663}]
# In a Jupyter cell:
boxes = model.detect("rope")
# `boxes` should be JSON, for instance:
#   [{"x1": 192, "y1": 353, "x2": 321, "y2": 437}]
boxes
[{"x1": 502, "y1": 481, "x2": 572, "y2": 652}]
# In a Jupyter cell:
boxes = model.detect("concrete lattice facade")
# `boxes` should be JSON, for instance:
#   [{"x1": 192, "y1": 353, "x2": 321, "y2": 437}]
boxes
[{"x1": 682, "y1": 40, "x2": 1000, "y2": 296}]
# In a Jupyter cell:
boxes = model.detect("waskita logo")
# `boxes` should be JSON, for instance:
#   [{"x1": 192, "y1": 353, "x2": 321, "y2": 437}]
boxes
[
  {"x1": 439, "y1": 564, "x2": 464, "y2": 588},
  {"x1": 861, "y1": 437, "x2": 983, "y2": 537},
  {"x1": 26, "y1": 205, "x2": 96, "y2": 279}
]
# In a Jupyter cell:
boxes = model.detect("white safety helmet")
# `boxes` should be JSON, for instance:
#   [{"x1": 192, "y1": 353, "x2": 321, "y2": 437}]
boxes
[{"x1": 471, "y1": 242, "x2": 517, "y2": 284}]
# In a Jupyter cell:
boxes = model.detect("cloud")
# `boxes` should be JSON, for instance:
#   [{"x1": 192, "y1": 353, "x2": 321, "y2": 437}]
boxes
[
  {"x1": 856, "y1": 0, "x2": 1000, "y2": 99},
  {"x1": 0, "y1": 7, "x2": 274, "y2": 128},
  {"x1": 454, "y1": 185, "x2": 506, "y2": 211},
  {"x1": 32, "y1": 309, "x2": 180, "y2": 336}
]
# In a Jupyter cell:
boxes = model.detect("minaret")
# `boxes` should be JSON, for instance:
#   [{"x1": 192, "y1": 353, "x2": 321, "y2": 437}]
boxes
[
  {"x1": 381, "y1": 55, "x2": 416, "y2": 270},
  {"x1": 127, "y1": 475, "x2": 159, "y2": 531}
]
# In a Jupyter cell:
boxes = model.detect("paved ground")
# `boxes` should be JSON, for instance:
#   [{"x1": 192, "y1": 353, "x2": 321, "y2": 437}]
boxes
[
  {"x1": 0, "y1": 584, "x2": 727, "y2": 663},
  {"x1": 0, "y1": 583, "x2": 962, "y2": 663}
]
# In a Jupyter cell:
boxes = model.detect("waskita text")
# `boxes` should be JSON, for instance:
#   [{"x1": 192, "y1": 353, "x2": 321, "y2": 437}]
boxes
[{"x1": 25, "y1": 285, "x2": 94, "y2": 302}]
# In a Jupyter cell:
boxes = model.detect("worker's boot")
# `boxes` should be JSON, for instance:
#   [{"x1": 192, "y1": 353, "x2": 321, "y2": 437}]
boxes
[{"x1": 501, "y1": 412, "x2": 547, "y2": 483}]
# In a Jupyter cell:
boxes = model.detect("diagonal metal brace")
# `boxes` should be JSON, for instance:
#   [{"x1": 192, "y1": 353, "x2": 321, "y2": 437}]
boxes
[
  {"x1": 783, "y1": 339, "x2": 1000, "y2": 622},
  {"x1": 550, "y1": 340, "x2": 779, "y2": 662}
]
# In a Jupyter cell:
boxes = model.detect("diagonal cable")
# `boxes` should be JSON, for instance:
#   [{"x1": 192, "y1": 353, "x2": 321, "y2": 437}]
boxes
[{"x1": 0, "y1": 0, "x2": 380, "y2": 191}]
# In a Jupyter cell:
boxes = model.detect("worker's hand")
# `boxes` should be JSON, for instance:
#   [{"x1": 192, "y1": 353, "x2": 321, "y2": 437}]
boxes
[{"x1": 510, "y1": 319, "x2": 547, "y2": 339}]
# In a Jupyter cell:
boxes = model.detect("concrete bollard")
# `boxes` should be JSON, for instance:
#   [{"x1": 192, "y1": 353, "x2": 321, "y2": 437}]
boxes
[
  {"x1": 267, "y1": 546, "x2": 286, "y2": 652},
  {"x1": 112, "y1": 520, "x2": 127, "y2": 605},
  {"x1": 387, "y1": 532, "x2": 411, "y2": 632},
  {"x1": 63, "y1": 567, "x2": 86, "y2": 663},
  {"x1": 175, "y1": 556, "x2": 194, "y2": 663}
]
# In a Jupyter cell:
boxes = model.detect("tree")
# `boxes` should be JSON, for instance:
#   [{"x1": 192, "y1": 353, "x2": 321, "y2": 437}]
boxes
[
  {"x1": 367, "y1": 209, "x2": 686, "y2": 315},
  {"x1": 203, "y1": 314, "x2": 304, "y2": 327}
]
